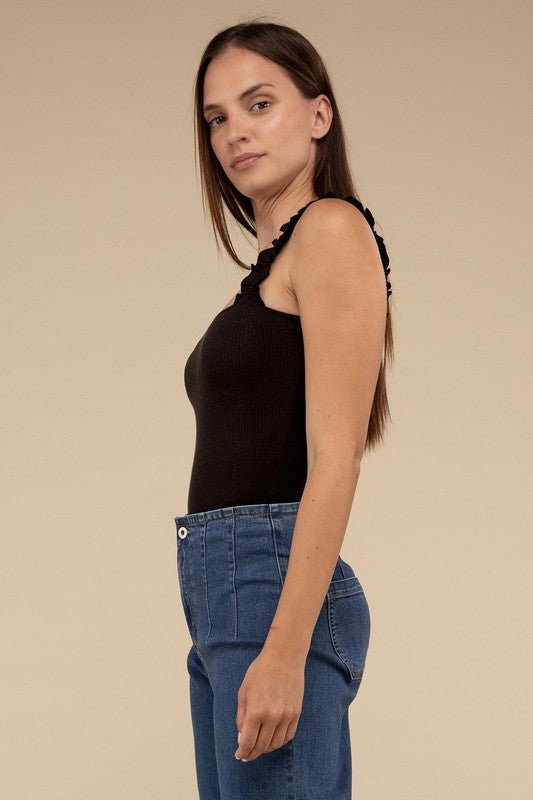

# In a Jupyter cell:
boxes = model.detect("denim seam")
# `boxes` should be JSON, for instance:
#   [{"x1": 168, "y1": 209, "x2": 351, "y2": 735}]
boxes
[
  {"x1": 285, "y1": 737, "x2": 295, "y2": 800},
  {"x1": 230, "y1": 515, "x2": 238, "y2": 640},
  {"x1": 186, "y1": 542, "x2": 199, "y2": 646},
  {"x1": 329, "y1": 587, "x2": 363, "y2": 599},
  {"x1": 201, "y1": 520, "x2": 212, "y2": 644},
  {"x1": 175, "y1": 509, "x2": 300, "y2": 527},
  {"x1": 177, "y1": 543, "x2": 195, "y2": 638},
  {"x1": 270, "y1": 513, "x2": 284, "y2": 588},
  {"x1": 327, "y1": 594, "x2": 364, "y2": 681}
]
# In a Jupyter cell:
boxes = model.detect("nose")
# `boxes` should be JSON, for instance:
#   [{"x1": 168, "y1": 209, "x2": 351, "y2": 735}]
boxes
[{"x1": 225, "y1": 114, "x2": 250, "y2": 147}]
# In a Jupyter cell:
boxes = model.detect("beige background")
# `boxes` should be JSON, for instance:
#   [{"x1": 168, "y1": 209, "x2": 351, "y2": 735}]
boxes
[{"x1": 2, "y1": 2, "x2": 531, "y2": 798}]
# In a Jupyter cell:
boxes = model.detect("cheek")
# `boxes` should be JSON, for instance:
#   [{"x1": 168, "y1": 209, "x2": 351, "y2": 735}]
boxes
[
  {"x1": 261, "y1": 117, "x2": 302, "y2": 163},
  {"x1": 264, "y1": 109, "x2": 295, "y2": 137},
  {"x1": 267, "y1": 109, "x2": 309, "y2": 150}
]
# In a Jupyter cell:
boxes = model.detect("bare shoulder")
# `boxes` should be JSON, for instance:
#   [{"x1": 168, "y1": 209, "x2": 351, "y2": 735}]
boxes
[
  {"x1": 290, "y1": 198, "x2": 375, "y2": 267},
  {"x1": 287, "y1": 197, "x2": 384, "y2": 293}
]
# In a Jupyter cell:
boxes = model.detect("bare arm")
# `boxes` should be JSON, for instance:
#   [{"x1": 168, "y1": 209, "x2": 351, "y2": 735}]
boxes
[
  {"x1": 234, "y1": 198, "x2": 387, "y2": 763},
  {"x1": 262, "y1": 197, "x2": 388, "y2": 662},
  {"x1": 263, "y1": 456, "x2": 360, "y2": 663}
]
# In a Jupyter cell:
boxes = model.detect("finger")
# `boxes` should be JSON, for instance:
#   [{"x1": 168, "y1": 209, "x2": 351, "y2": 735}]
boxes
[
  {"x1": 265, "y1": 713, "x2": 300, "y2": 753},
  {"x1": 282, "y1": 717, "x2": 299, "y2": 745},
  {"x1": 264, "y1": 720, "x2": 291, "y2": 753},
  {"x1": 234, "y1": 714, "x2": 261, "y2": 760},
  {"x1": 235, "y1": 688, "x2": 246, "y2": 737},
  {"x1": 235, "y1": 703, "x2": 245, "y2": 738},
  {"x1": 240, "y1": 721, "x2": 278, "y2": 762}
]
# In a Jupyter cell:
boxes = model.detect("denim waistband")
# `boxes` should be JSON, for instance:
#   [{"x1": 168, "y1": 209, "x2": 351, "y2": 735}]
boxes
[{"x1": 174, "y1": 500, "x2": 301, "y2": 529}]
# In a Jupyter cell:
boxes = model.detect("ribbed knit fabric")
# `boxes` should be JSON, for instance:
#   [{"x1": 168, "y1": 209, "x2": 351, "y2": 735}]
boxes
[{"x1": 183, "y1": 193, "x2": 391, "y2": 514}]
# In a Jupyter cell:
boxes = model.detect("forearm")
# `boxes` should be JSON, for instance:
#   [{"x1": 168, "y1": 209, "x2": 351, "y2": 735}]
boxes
[{"x1": 262, "y1": 453, "x2": 361, "y2": 665}]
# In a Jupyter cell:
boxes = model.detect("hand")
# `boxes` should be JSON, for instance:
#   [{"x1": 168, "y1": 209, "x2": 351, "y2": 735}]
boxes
[{"x1": 234, "y1": 648, "x2": 305, "y2": 763}]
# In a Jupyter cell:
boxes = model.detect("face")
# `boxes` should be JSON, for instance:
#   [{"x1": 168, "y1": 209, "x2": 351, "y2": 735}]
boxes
[{"x1": 202, "y1": 47, "x2": 331, "y2": 202}]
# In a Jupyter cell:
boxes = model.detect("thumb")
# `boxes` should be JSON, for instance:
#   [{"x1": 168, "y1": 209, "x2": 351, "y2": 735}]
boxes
[{"x1": 236, "y1": 686, "x2": 247, "y2": 735}]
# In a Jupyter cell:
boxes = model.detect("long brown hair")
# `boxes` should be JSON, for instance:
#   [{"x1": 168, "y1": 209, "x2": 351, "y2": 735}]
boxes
[{"x1": 192, "y1": 17, "x2": 395, "y2": 452}]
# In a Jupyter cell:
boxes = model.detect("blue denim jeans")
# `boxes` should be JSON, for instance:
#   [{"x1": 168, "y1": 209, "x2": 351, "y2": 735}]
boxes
[{"x1": 174, "y1": 501, "x2": 371, "y2": 799}]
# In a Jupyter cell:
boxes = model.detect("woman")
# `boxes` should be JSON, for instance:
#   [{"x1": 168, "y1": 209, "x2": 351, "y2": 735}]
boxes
[{"x1": 174, "y1": 19, "x2": 394, "y2": 799}]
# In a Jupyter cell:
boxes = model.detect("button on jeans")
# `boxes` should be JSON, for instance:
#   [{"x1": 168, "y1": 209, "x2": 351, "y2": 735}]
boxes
[{"x1": 174, "y1": 501, "x2": 371, "y2": 800}]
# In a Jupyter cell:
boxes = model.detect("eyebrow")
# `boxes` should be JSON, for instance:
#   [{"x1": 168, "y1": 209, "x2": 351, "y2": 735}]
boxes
[{"x1": 203, "y1": 82, "x2": 276, "y2": 115}]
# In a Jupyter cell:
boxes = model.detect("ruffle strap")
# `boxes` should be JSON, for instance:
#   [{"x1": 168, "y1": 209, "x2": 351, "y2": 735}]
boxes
[
  {"x1": 241, "y1": 192, "x2": 392, "y2": 298},
  {"x1": 323, "y1": 193, "x2": 392, "y2": 298}
]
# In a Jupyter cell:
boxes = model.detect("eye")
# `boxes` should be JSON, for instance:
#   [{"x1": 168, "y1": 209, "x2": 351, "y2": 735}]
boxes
[{"x1": 207, "y1": 100, "x2": 271, "y2": 128}]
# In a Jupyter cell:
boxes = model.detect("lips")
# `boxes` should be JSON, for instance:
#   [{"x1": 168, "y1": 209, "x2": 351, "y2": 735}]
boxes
[{"x1": 232, "y1": 153, "x2": 264, "y2": 168}]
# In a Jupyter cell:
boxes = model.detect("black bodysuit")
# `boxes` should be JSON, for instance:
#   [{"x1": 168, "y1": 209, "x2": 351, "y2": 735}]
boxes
[{"x1": 183, "y1": 192, "x2": 391, "y2": 514}]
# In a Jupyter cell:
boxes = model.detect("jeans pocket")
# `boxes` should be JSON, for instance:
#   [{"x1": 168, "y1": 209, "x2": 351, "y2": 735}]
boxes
[{"x1": 327, "y1": 575, "x2": 371, "y2": 682}]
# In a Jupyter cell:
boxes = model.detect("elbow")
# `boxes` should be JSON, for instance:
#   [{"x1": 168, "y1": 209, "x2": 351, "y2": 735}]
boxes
[{"x1": 307, "y1": 445, "x2": 363, "y2": 477}]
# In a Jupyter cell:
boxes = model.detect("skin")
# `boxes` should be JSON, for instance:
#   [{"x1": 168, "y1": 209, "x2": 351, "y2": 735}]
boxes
[
  {"x1": 201, "y1": 46, "x2": 387, "y2": 764},
  {"x1": 203, "y1": 46, "x2": 332, "y2": 255}
]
